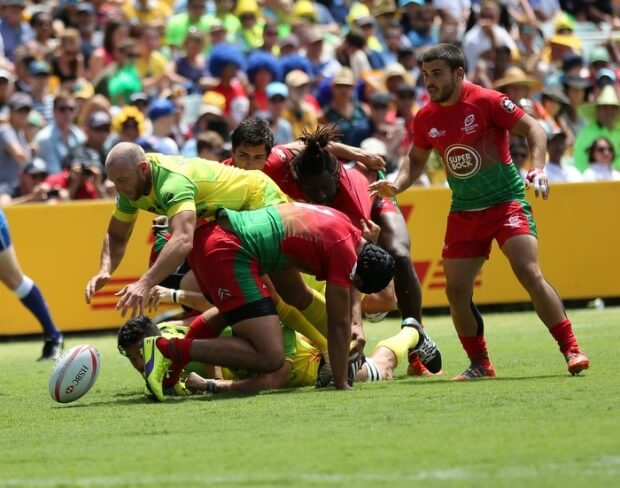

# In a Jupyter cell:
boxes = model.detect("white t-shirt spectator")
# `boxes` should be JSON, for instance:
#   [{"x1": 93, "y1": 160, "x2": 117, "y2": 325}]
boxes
[
  {"x1": 545, "y1": 162, "x2": 583, "y2": 182},
  {"x1": 462, "y1": 25, "x2": 517, "y2": 74},
  {"x1": 582, "y1": 163, "x2": 620, "y2": 181}
]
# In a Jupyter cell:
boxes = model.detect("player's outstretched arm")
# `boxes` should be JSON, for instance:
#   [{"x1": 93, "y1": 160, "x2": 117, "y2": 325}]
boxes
[
  {"x1": 369, "y1": 145, "x2": 431, "y2": 197},
  {"x1": 116, "y1": 210, "x2": 196, "y2": 317},
  {"x1": 85, "y1": 216, "x2": 134, "y2": 303}
]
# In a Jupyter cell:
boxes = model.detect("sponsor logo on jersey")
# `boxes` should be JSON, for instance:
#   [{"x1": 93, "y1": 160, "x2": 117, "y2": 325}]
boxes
[
  {"x1": 428, "y1": 127, "x2": 446, "y2": 138},
  {"x1": 461, "y1": 114, "x2": 479, "y2": 134},
  {"x1": 444, "y1": 144, "x2": 482, "y2": 178},
  {"x1": 501, "y1": 97, "x2": 516, "y2": 113},
  {"x1": 218, "y1": 288, "x2": 232, "y2": 300},
  {"x1": 507, "y1": 214, "x2": 521, "y2": 228}
]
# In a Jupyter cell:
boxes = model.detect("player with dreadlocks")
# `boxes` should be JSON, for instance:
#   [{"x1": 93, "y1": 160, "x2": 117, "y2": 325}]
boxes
[{"x1": 281, "y1": 125, "x2": 432, "y2": 375}]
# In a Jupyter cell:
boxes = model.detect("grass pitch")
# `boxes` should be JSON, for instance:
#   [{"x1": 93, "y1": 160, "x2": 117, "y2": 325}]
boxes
[{"x1": 0, "y1": 307, "x2": 619, "y2": 487}]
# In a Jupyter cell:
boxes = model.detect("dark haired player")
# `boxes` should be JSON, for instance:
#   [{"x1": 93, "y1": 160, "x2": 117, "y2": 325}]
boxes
[
  {"x1": 370, "y1": 43, "x2": 589, "y2": 380},
  {"x1": 143, "y1": 202, "x2": 398, "y2": 399}
]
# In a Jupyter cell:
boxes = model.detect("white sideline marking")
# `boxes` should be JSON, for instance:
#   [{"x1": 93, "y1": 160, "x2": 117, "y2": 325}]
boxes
[{"x1": 2, "y1": 458, "x2": 620, "y2": 487}]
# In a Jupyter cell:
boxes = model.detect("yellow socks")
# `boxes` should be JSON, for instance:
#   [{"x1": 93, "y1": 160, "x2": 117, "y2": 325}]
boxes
[
  {"x1": 300, "y1": 288, "x2": 328, "y2": 337},
  {"x1": 375, "y1": 326, "x2": 420, "y2": 366}
]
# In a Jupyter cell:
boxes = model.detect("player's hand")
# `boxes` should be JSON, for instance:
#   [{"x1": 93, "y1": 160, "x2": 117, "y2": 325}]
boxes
[
  {"x1": 147, "y1": 285, "x2": 173, "y2": 311},
  {"x1": 369, "y1": 180, "x2": 398, "y2": 198},
  {"x1": 360, "y1": 218, "x2": 381, "y2": 243},
  {"x1": 115, "y1": 279, "x2": 152, "y2": 317},
  {"x1": 358, "y1": 151, "x2": 386, "y2": 171},
  {"x1": 350, "y1": 323, "x2": 366, "y2": 356},
  {"x1": 84, "y1": 272, "x2": 111, "y2": 303},
  {"x1": 525, "y1": 168, "x2": 550, "y2": 199}
]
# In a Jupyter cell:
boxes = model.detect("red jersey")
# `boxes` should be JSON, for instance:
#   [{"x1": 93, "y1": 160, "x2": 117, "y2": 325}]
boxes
[
  {"x1": 45, "y1": 171, "x2": 99, "y2": 200},
  {"x1": 413, "y1": 81, "x2": 526, "y2": 210}
]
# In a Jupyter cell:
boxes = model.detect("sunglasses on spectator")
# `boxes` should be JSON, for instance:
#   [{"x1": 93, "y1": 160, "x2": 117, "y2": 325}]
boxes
[
  {"x1": 264, "y1": 30, "x2": 278, "y2": 36},
  {"x1": 93, "y1": 125, "x2": 111, "y2": 132},
  {"x1": 397, "y1": 92, "x2": 415, "y2": 100},
  {"x1": 371, "y1": 103, "x2": 389, "y2": 110},
  {"x1": 56, "y1": 105, "x2": 75, "y2": 113},
  {"x1": 36, "y1": 21, "x2": 51, "y2": 27},
  {"x1": 595, "y1": 146, "x2": 613, "y2": 153},
  {"x1": 188, "y1": 2, "x2": 205, "y2": 9},
  {"x1": 123, "y1": 121, "x2": 138, "y2": 129}
]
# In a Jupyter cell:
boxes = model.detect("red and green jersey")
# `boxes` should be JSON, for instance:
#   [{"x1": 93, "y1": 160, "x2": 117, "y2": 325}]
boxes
[
  {"x1": 225, "y1": 202, "x2": 362, "y2": 287},
  {"x1": 413, "y1": 81, "x2": 526, "y2": 211}
]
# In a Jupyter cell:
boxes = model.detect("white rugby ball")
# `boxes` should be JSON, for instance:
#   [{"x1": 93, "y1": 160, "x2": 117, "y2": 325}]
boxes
[{"x1": 49, "y1": 344, "x2": 101, "y2": 403}]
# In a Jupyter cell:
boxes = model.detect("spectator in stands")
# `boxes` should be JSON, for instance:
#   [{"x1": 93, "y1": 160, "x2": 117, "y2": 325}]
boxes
[
  {"x1": 51, "y1": 29, "x2": 85, "y2": 92},
  {"x1": 196, "y1": 130, "x2": 225, "y2": 160},
  {"x1": 509, "y1": 135, "x2": 530, "y2": 180},
  {"x1": 462, "y1": 0, "x2": 516, "y2": 78},
  {"x1": 258, "y1": 20, "x2": 279, "y2": 56},
  {"x1": 0, "y1": 92, "x2": 32, "y2": 205},
  {"x1": 74, "y1": 2, "x2": 97, "y2": 65},
  {"x1": 110, "y1": 106, "x2": 146, "y2": 146},
  {"x1": 264, "y1": 81, "x2": 293, "y2": 145},
  {"x1": 27, "y1": 9, "x2": 56, "y2": 61},
  {"x1": 350, "y1": 91, "x2": 393, "y2": 147},
  {"x1": 89, "y1": 20, "x2": 130, "y2": 80},
  {"x1": 28, "y1": 60, "x2": 54, "y2": 124},
  {"x1": 164, "y1": 0, "x2": 211, "y2": 53},
  {"x1": 583, "y1": 137, "x2": 620, "y2": 181},
  {"x1": 322, "y1": 67, "x2": 366, "y2": 145},
  {"x1": 136, "y1": 25, "x2": 178, "y2": 95},
  {"x1": 9, "y1": 157, "x2": 59, "y2": 204},
  {"x1": 560, "y1": 75, "x2": 591, "y2": 140},
  {"x1": 123, "y1": 0, "x2": 172, "y2": 26},
  {"x1": 407, "y1": 3, "x2": 437, "y2": 49},
  {"x1": 80, "y1": 110, "x2": 112, "y2": 166},
  {"x1": 545, "y1": 130, "x2": 582, "y2": 183},
  {"x1": 140, "y1": 98, "x2": 179, "y2": 155},
  {"x1": 208, "y1": 43, "x2": 249, "y2": 128},
  {"x1": 334, "y1": 29, "x2": 371, "y2": 81},
  {"x1": 574, "y1": 85, "x2": 620, "y2": 173},
  {"x1": 246, "y1": 50, "x2": 280, "y2": 117},
  {"x1": 283, "y1": 69, "x2": 318, "y2": 139},
  {"x1": 33, "y1": 93, "x2": 85, "y2": 175},
  {"x1": 235, "y1": 0, "x2": 264, "y2": 54},
  {"x1": 0, "y1": 0, "x2": 33, "y2": 62},
  {"x1": 44, "y1": 146, "x2": 109, "y2": 200},
  {"x1": 173, "y1": 27, "x2": 208, "y2": 93}
]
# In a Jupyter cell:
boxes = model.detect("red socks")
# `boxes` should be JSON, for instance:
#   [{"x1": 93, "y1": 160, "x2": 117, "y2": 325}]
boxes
[
  {"x1": 548, "y1": 319, "x2": 578, "y2": 355},
  {"x1": 458, "y1": 335, "x2": 491, "y2": 367},
  {"x1": 156, "y1": 337, "x2": 193, "y2": 364},
  {"x1": 186, "y1": 313, "x2": 221, "y2": 340}
]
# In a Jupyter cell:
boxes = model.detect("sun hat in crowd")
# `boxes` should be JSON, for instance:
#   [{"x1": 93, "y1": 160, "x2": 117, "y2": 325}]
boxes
[
  {"x1": 332, "y1": 67, "x2": 355, "y2": 86},
  {"x1": 589, "y1": 46, "x2": 610, "y2": 64},
  {"x1": 285, "y1": 69, "x2": 311, "y2": 88},
  {"x1": 8, "y1": 92, "x2": 33, "y2": 111},
  {"x1": 578, "y1": 85, "x2": 620, "y2": 125},
  {"x1": 595, "y1": 68, "x2": 617, "y2": 85},
  {"x1": 29, "y1": 60, "x2": 51, "y2": 76},
  {"x1": 88, "y1": 111, "x2": 112, "y2": 129},
  {"x1": 541, "y1": 85, "x2": 570, "y2": 105},
  {"x1": 493, "y1": 66, "x2": 541, "y2": 90},
  {"x1": 0, "y1": 69, "x2": 14, "y2": 83}
]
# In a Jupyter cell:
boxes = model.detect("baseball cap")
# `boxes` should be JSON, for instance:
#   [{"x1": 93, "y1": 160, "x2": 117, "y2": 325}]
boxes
[
  {"x1": 129, "y1": 92, "x2": 150, "y2": 105},
  {"x1": 332, "y1": 67, "x2": 355, "y2": 86},
  {"x1": 76, "y1": 2, "x2": 94, "y2": 14},
  {"x1": 399, "y1": 0, "x2": 424, "y2": 7},
  {"x1": 148, "y1": 98, "x2": 176, "y2": 120},
  {"x1": 88, "y1": 111, "x2": 112, "y2": 129},
  {"x1": 541, "y1": 86, "x2": 570, "y2": 105},
  {"x1": 198, "y1": 103, "x2": 223, "y2": 118},
  {"x1": 0, "y1": 69, "x2": 14, "y2": 83},
  {"x1": 29, "y1": 60, "x2": 51, "y2": 76},
  {"x1": 561, "y1": 53, "x2": 583, "y2": 72},
  {"x1": 383, "y1": 63, "x2": 407, "y2": 80},
  {"x1": 266, "y1": 81, "x2": 289, "y2": 99},
  {"x1": 23, "y1": 157, "x2": 48, "y2": 176},
  {"x1": 285, "y1": 69, "x2": 310, "y2": 88},
  {"x1": 370, "y1": 91, "x2": 392, "y2": 107},
  {"x1": 589, "y1": 46, "x2": 610, "y2": 64},
  {"x1": 8, "y1": 92, "x2": 33, "y2": 111},
  {"x1": 595, "y1": 68, "x2": 617, "y2": 83},
  {"x1": 280, "y1": 34, "x2": 300, "y2": 49}
]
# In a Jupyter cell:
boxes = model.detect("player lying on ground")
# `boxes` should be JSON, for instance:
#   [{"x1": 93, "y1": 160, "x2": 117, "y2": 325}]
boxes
[
  {"x1": 142, "y1": 202, "x2": 396, "y2": 399},
  {"x1": 117, "y1": 314, "x2": 441, "y2": 396}
]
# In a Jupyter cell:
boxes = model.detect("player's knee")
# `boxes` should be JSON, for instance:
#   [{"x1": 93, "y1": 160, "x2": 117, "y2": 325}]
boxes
[
  {"x1": 256, "y1": 350, "x2": 285, "y2": 373},
  {"x1": 512, "y1": 262, "x2": 543, "y2": 288},
  {"x1": 445, "y1": 281, "x2": 473, "y2": 303}
]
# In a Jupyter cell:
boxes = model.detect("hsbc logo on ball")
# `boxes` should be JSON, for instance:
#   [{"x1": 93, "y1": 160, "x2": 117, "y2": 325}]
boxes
[{"x1": 444, "y1": 144, "x2": 482, "y2": 178}]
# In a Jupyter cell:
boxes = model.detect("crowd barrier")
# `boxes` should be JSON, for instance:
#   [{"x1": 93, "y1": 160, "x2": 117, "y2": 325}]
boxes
[{"x1": 1, "y1": 181, "x2": 618, "y2": 335}]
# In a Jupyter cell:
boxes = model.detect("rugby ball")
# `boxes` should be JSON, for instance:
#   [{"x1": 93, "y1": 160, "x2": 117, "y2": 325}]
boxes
[{"x1": 49, "y1": 344, "x2": 101, "y2": 403}]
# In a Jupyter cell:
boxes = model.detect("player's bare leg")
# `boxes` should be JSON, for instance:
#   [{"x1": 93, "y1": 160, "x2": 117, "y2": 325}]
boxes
[
  {"x1": 443, "y1": 256, "x2": 496, "y2": 380},
  {"x1": 501, "y1": 235, "x2": 589, "y2": 375}
]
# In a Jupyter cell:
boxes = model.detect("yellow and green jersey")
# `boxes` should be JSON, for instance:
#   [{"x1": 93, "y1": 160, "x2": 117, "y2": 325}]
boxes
[{"x1": 113, "y1": 153, "x2": 288, "y2": 223}]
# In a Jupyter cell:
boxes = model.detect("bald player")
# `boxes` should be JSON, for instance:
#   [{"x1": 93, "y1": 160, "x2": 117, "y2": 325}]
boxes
[{"x1": 84, "y1": 142, "x2": 288, "y2": 317}]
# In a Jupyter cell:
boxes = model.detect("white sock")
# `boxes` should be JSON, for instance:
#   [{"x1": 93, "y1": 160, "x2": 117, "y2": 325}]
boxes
[
  {"x1": 364, "y1": 358, "x2": 383, "y2": 382},
  {"x1": 14, "y1": 276, "x2": 33, "y2": 299}
]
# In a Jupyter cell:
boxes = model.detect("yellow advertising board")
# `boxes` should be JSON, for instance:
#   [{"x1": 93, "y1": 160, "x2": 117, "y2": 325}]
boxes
[{"x1": 0, "y1": 181, "x2": 618, "y2": 336}]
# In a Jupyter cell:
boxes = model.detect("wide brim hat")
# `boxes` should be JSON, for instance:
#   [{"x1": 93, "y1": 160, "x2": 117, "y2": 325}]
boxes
[
  {"x1": 578, "y1": 85, "x2": 620, "y2": 125},
  {"x1": 493, "y1": 67, "x2": 541, "y2": 90}
]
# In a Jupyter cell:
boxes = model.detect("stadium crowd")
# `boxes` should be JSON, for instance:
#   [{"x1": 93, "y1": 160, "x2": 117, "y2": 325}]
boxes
[{"x1": 0, "y1": 0, "x2": 620, "y2": 205}]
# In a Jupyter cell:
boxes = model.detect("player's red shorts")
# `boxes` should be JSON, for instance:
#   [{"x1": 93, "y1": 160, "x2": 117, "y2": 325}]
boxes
[
  {"x1": 442, "y1": 200, "x2": 537, "y2": 259},
  {"x1": 187, "y1": 222, "x2": 269, "y2": 313}
]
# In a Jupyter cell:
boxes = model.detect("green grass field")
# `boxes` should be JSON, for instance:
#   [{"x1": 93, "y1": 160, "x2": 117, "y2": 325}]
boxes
[{"x1": 1, "y1": 307, "x2": 619, "y2": 487}]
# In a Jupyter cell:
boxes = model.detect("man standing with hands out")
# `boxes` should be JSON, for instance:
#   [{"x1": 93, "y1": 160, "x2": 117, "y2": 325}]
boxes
[{"x1": 370, "y1": 44, "x2": 589, "y2": 380}]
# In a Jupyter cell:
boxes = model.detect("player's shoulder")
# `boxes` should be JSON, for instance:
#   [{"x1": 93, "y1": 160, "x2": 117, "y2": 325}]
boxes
[
  {"x1": 268, "y1": 145, "x2": 293, "y2": 165},
  {"x1": 462, "y1": 82, "x2": 506, "y2": 106}
]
